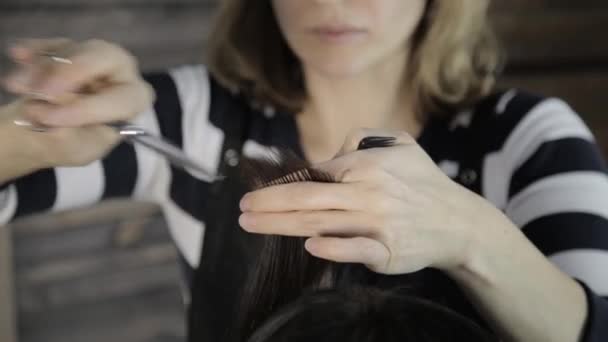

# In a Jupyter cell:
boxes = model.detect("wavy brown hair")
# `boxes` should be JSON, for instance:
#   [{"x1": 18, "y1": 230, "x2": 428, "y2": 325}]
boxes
[{"x1": 206, "y1": 0, "x2": 502, "y2": 118}]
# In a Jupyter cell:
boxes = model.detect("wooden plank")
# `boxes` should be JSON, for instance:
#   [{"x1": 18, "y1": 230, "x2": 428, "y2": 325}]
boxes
[
  {"x1": 12, "y1": 203, "x2": 166, "y2": 256},
  {"x1": 13, "y1": 219, "x2": 172, "y2": 269},
  {"x1": 11, "y1": 201, "x2": 170, "y2": 268},
  {"x1": 499, "y1": 70, "x2": 608, "y2": 156},
  {"x1": 0, "y1": 226, "x2": 17, "y2": 342},
  {"x1": 3, "y1": 0, "x2": 212, "y2": 6},
  {"x1": 499, "y1": 70, "x2": 608, "y2": 119},
  {"x1": 18, "y1": 259, "x2": 181, "y2": 313},
  {"x1": 20, "y1": 288, "x2": 185, "y2": 342},
  {"x1": 11, "y1": 200, "x2": 160, "y2": 235},
  {"x1": 491, "y1": 0, "x2": 608, "y2": 12},
  {"x1": 16, "y1": 243, "x2": 177, "y2": 288},
  {"x1": 0, "y1": 8, "x2": 213, "y2": 71},
  {"x1": 493, "y1": 10, "x2": 608, "y2": 67}
]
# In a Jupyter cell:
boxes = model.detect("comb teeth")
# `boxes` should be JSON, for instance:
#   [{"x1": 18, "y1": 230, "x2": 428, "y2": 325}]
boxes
[
  {"x1": 263, "y1": 167, "x2": 333, "y2": 188},
  {"x1": 241, "y1": 149, "x2": 336, "y2": 190}
]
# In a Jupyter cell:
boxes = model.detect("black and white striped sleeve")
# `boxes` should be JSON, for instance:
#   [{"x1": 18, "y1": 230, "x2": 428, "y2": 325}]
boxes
[
  {"x1": 0, "y1": 66, "x2": 209, "y2": 231},
  {"x1": 0, "y1": 130, "x2": 145, "y2": 224},
  {"x1": 481, "y1": 91, "x2": 608, "y2": 339}
]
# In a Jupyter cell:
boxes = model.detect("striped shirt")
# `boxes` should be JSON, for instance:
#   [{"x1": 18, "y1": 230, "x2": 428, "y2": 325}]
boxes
[{"x1": 1, "y1": 65, "x2": 607, "y2": 339}]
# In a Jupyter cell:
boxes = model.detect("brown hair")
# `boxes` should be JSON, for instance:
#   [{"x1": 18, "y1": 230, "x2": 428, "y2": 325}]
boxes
[{"x1": 206, "y1": 0, "x2": 502, "y2": 118}]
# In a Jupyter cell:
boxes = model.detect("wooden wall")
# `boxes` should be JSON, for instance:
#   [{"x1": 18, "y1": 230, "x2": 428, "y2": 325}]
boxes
[
  {"x1": 492, "y1": 0, "x2": 608, "y2": 153},
  {"x1": 0, "y1": 1, "x2": 607, "y2": 342},
  {"x1": 9, "y1": 202, "x2": 186, "y2": 342}
]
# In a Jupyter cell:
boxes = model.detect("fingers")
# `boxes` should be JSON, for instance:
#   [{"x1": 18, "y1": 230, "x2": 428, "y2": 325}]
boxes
[
  {"x1": 304, "y1": 236, "x2": 389, "y2": 270},
  {"x1": 4, "y1": 39, "x2": 139, "y2": 101},
  {"x1": 240, "y1": 182, "x2": 365, "y2": 212},
  {"x1": 7, "y1": 38, "x2": 73, "y2": 64},
  {"x1": 4, "y1": 38, "x2": 74, "y2": 95},
  {"x1": 19, "y1": 81, "x2": 154, "y2": 127},
  {"x1": 239, "y1": 210, "x2": 376, "y2": 237}
]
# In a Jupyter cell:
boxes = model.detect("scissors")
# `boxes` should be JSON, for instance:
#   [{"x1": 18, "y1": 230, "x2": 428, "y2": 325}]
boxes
[
  {"x1": 13, "y1": 119, "x2": 225, "y2": 183},
  {"x1": 109, "y1": 122, "x2": 225, "y2": 182}
]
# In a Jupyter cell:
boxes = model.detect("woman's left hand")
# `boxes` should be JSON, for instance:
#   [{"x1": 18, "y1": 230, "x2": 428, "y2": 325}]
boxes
[{"x1": 239, "y1": 129, "x2": 515, "y2": 275}]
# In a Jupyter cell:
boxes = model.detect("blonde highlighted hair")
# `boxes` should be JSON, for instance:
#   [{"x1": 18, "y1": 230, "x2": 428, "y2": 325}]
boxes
[{"x1": 206, "y1": 0, "x2": 502, "y2": 118}]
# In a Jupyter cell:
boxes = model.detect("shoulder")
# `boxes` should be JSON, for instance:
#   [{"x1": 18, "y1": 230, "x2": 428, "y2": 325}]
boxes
[
  {"x1": 144, "y1": 64, "x2": 270, "y2": 129},
  {"x1": 143, "y1": 64, "x2": 227, "y2": 115},
  {"x1": 465, "y1": 89, "x2": 594, "y2": 153},
  {"x1": 469, "y1": 89, "x2": 602, "y2": 209}
]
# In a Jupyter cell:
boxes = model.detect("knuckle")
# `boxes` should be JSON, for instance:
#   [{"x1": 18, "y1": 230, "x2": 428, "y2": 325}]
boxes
[
  {"x1": 340, "y1": 163, "x2": 379, "y2": 182},
  {"x1": 339, "y1": 167, "x2": 360, "y2": 183},
  {"x1": 344, "y1": 128, "x2": 368, "y2": 150},
  {"x1": 396, "y1": 131, "x2": 412, "y2": 140},
  {"x1": 395, "y1": 130, "x2": 415, "y2": 145},
  {"x1": 339, "y1": 168, "x2": 354, "y2": 182}
]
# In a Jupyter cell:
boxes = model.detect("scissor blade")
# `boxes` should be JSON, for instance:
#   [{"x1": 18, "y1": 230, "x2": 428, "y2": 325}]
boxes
[{"x1": 128, "y1": 134, "x2": 224, "y2": 183}]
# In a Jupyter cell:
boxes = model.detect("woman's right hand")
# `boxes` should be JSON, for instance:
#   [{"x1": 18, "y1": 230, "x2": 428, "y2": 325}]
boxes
[{"x1": 1, "y1": 38, "x2": 155, "y2": 169}]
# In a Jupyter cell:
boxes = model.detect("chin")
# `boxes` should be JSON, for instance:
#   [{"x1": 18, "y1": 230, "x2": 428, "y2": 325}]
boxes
[{"x1": 305, "y1": 55, "x2": 373, "y2": 79}]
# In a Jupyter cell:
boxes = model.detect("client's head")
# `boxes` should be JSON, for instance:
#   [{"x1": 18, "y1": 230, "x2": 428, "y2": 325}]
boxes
[{"x1": 248, "y1": 286, "x2": 496, "y2": 342}]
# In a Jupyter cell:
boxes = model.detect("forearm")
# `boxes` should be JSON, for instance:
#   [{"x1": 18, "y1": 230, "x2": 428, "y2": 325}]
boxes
[
  {"x1": 447, "y1": 214, "x2": 587, "y2": 342},
  {"x1": 0, "y1": 103, "x2": 44, "y2": 184}
]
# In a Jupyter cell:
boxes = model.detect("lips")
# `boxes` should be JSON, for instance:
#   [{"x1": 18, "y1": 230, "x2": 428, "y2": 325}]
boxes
[{"x1": 310, "y1": 25, "x2": 367, "y2": 43}]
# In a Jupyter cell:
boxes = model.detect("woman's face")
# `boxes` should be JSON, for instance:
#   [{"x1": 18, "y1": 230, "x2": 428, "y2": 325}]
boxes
[{"x1": 272, "y1": 0, "x2": 427, "y2": 78}]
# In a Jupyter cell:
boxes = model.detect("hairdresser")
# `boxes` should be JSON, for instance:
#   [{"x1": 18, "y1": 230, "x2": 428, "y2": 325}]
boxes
[{"x1": 1, "y1": 1, "x2": 607, "y2": 341}]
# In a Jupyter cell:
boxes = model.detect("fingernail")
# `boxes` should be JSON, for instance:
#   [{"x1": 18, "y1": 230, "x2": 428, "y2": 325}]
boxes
[
  {"x1": 26, "y1": 91, "x2": 54, "y2": 102},
  {"x1": 39, "y1": 52, "x2": 73, "y2": 65},
  {"x1": 240, "y1": 194, "x2": 251, "y2": 211},
  {"x1": 13, "y1": 119, "x2": 49, "y2": 132},
  {"x1": 304, "y1": 238, "x2": 317, "y2": 253},
  {"x1": 238, "y1": 214, "x2": 254, "y2": 228},
  {"x1": 13, "y1": 119, "x2": 34, "y2": 127}
]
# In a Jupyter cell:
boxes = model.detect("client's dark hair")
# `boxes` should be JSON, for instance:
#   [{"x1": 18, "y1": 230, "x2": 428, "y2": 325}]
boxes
[
  {"x1": 238, "y1": 143, "x2": 496, "y2": 341},
  {"x1": 248, "y1": 287, "x2": 496, "y2": 342},
  {"x1": 238, "y1": 150, "x2": 336, "y2": 340}
]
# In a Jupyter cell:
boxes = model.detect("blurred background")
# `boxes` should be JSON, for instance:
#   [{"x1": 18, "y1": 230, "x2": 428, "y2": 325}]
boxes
[{"x1": 0, "y1": 1, "x2": 606, "y2": 341}]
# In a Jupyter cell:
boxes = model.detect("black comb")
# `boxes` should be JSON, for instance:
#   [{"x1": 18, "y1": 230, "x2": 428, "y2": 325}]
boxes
[
  {"x1": 357, "y1": 136, "x2": 397, "y2": 150},
  {"x1": 241, "y1": 136, "x2": 396, "y2": 190}
]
